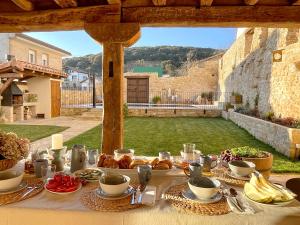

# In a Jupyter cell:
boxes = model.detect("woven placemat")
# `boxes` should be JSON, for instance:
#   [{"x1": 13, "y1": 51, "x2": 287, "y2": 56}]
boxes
[
  {"x1": 164, "y1": 183, "x2": 230, "y2": 216},
  {"x1": 80, "y1": 184, "x2": 143, "y2": 212},
  {"x1": 213, "y1": 170, "x2": 246, "y2": 187},
  {"x1": 0, "y1": 177, "x2": 43, "y2": 206}
]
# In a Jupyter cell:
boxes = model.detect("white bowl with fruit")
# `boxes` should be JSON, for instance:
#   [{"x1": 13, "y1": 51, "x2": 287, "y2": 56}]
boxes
[{"x1": 45, "y1": 174, "x2": 82, "y2": 195}]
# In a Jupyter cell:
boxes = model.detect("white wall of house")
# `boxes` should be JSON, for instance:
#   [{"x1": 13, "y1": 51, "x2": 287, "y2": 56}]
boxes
[
  {"x1": 0, "y1": 33, "x2": 11, "y2": 63},
  {"x1": 27, "y1": 77, "x2": 51, "y2": 119}
]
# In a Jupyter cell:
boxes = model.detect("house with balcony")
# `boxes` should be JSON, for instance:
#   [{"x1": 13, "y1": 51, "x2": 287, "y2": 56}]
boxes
[{"x1": 0, "y1": 33, "x2": 71, "y2": 122}]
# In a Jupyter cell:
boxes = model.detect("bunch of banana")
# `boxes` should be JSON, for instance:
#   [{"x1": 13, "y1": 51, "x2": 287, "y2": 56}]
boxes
[{"x1": 244, "y1": 172, "x2": 296, "y2": 203}]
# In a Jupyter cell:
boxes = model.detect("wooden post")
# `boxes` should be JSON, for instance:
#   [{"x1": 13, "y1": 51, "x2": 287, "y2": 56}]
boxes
[
  {"x1": 84, "y1": 23, "x2": 140, "y2": 154},
  {"x1": 102, "y1": 42, "x2": 124, "y2": 153}
]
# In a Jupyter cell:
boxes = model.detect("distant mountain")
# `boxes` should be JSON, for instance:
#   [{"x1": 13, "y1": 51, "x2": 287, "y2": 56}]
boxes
[{"x1": 63, "y1": 46, "x2": 222, "y2": 77}]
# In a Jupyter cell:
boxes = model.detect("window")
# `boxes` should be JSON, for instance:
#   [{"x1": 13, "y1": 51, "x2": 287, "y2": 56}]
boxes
[
  {"x1": 72, "y1": 75, "x2": 77, "y2": 81},
  {"x1": 28, "y1": 50, "x2": 36, "y2": 64},
  {"x1": 42, "y1": 54, "x2": 48, "y2": 66}
]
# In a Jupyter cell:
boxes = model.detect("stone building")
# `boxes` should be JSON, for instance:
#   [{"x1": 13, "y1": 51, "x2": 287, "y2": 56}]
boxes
[
  {"x1": 218, "y1": 28, "x2": 300, "y2": 119},
  {"x1": 124, "y1": 53, "x2": 222, "y2": 104},
  {"x1": 0, "y1": 33, "x2": 71, "y2": 122}
]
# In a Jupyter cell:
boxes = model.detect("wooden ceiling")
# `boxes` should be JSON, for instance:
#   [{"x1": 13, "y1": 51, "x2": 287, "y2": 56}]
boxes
[{"x1": 0, "y1": 0, "x2": 300, "y2": 32}]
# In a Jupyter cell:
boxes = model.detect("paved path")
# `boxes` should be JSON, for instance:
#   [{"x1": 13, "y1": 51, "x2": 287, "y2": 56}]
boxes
[{"x1": 15, "y1": 116, "x2": 100, "y2": 150}]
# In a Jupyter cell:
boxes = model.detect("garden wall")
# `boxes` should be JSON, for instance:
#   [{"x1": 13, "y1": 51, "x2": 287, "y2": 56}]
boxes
[
  {"x1": 61, "y1": 107, "x2": 221, "y2": 118},
  {"x1": 226, "y1": 110, "x2": 300, "y2": 158}
]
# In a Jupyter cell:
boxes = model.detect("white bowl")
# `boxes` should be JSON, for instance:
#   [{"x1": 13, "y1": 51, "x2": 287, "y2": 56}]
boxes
[
  {"x1": 99, "y1": 175, "x2": 130, "y2": 196},
  {"x1": 114, "y1": 149, "x2": 134, "y2": 160},
  {"x1": 0, "y1": 171, "x2": 24, "y2": 191},
  {"x1": 188, "y1": 178, "x2": 220, "y2": 200},
  {"x1": 229, "y1": 160, "x2": 255, "y2": 177}
]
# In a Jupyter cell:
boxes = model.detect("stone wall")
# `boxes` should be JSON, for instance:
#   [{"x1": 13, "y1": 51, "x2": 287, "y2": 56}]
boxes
[
  {"x1": 218, "y1": 28, "x2": 300, "y2": 120},
  {"x1": 226, "y1": 110, "x2": 300, "y2": 158}
]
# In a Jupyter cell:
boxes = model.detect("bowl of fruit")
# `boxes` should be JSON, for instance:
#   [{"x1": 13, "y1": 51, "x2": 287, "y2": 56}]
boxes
[{"x1": 45, "y1": 173, "x2": 82, "y2": 195}]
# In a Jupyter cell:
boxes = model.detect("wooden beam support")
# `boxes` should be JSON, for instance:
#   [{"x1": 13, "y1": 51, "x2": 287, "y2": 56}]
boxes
[
  {"x1": 152, "y1": 0, "x2": 167, "y2": 6},
  {"x1": 200, "y1": 0, "x2": 213, "y2": 7},
  {"x1": 244, "y1": 0, "x2": 259, "y2": 5},
  {"x1": 0, "y1": 78, "x2": 14, "y2": 95},
  {"x1": 0, "y1": 72, "x2": 23, "y2": 79},
  {"x1": 0, "y1": 5, "x2": 120, "y2": 32},
  {"x1": 11, "y1": 0, "x2": 34, "y2": 11},
  {"x1": 122, "y1": 6, "x2": 300, "y2": 27},
  {"x1": 85, "y1": 23, "x2": 140, "y2": 154},
  {"x1": 101, "y1": 43, "x2": 124, "y2": 154},
  {"x1": 84, "y1": 23, "x2": 140, "y2": 47},
  {"x1": 54, "y1": 0, "x2": 77, "y2": 8}
]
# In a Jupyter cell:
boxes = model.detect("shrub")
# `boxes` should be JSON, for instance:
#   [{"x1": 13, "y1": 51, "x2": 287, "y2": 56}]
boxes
[
  {"x1": 207, "y1": 92, "x2": 214, "y2": 101},
  {"x1": 0, "y1": 132, "x2": 29, "y2": 160},
  {"x1": 265, "y1": 111, "x2": 275, "y2": 121},
  {"x1": 152, "y1": 96, "x2": 161, "y2": 104},
  {"x1": 123, "y1": 103, "x2": 128, "y2": 119},
  {"x1": 201, "y1": 92, "x2": 208, "y2": 98},
  {"x1": 225, "y1": 102, "x2": 234, "y2": 111}
]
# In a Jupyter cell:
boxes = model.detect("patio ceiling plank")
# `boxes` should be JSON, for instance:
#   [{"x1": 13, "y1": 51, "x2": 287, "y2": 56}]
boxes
[
  {"x1": 152, "y1": 0, "x2": 167, "y2": 6},
  {"x1": 292, "y1": 0, "x2": 300, "y2": 5},
  {"x1": 107, "y1": 0, "x2": 121, "y2": 4},
  {"x1": 244, "y1": 0, "x2": 259, "y2": 5},
  {"x1": 11, "y1": 0, "x2": 34, "y2": 11},
  {"x1": 200, "y1": 0, "x2": 214, "y2": 6},
  {"x1": 0, "y1": 5, "x2": 120, "y2": 32},
  {"x1": 54, "y1": 0, "x2": 78, "y2": 8},
  {"x1": 122, "y1": 6, "x2": 300, "y2": 27}
]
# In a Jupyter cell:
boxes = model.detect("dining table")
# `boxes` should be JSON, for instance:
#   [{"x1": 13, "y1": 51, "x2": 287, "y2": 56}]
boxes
[{"x1": 1, "y1": 169, "x2": 300, "y2": 225}]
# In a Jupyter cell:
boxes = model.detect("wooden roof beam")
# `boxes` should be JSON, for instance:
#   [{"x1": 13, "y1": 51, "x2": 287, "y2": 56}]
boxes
[
  {"x1": 11, "y1": 0, "x2": 34, "y2": 11},
  {"x1": 0, "y1": 72, "x2": 23, "y2": 79},
  {"x1": 54, "y1": 0, "x2": 78, "y2": 8},
  {"x1": 200, "y1": 0, "x2": 213, "y2": 7},
  {"x1": 152, "y1": 0, "x2": 167, "y2": 6},
  {"x1": 292, "y1": 0, "x2": 300, "y2": 5},
  {"x1": 122, "y1": 6, "x2": 300, "y2": 28},
  {"x1": 107, "y1": 0, "x2": 121, "y2": 4},
  {"x1": 244, "y1": 0, "x2": 259, "y2": 5},
  {"x1": 0, "y1": 5, "x2": 120, "y2": 32}
]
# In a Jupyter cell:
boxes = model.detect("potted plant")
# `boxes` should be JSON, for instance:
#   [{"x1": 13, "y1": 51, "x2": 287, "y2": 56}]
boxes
[
  {"x1": 230, "y1": 92, "x2": 243, "y2": 104},
  {"x1": 152, "y1": 96, "x2": 161, "y2": 105},
  {"x1": 231, "y1": 146, "x2": 273, "y2": 179},
  {"x1": 0, "y1": 132, "x2": 30, "y2": 171}
]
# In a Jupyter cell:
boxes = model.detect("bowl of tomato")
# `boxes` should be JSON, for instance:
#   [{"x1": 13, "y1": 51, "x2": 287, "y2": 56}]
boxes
[{"x1": 45, "y1": 174, "x2": 82, "y2": 195}]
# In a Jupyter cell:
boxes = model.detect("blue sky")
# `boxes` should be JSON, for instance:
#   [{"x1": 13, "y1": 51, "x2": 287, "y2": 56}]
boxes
[{"x1": 25, "y1": 28, "x2": 237, "y2": 57}]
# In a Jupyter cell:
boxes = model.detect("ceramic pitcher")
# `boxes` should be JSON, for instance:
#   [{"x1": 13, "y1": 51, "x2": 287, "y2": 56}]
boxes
[{"x1": 70, "y1": 145, "x2": 86, "y2": 173}]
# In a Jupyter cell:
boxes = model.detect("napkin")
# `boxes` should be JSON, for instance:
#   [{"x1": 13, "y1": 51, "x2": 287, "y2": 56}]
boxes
[
  {"x1": 140, "y1": 186, "x2": 156, "y2": 206},
  {"x1": 226, "y1": 194, "x2": 256, "y2": 214}
]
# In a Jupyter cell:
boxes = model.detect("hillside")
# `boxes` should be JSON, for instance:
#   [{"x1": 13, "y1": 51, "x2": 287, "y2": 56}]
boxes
[{"x1": 63, "y1": 46, "x2": 222, "y2": 76}]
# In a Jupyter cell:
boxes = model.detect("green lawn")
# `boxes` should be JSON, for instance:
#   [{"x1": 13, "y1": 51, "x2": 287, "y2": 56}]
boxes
[
  {"x1": 0, "y1": 124, "x2": 69, "y2": 142},
  {"x1": 64, "y1": 117, "x2": 300, "y2": 173}
]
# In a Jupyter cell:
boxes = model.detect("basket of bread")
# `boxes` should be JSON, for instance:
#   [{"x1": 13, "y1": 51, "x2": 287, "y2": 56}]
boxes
[{"x1": 97, "y1": 153, "x2": 173, "y2": 175}]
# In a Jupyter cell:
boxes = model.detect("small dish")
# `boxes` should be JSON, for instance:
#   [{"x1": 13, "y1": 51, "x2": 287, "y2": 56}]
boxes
[
  {"x1": 227, "y1": 170, "x2": 251, "y2": 181},
  {"x1": 182, "y1": 188, "x2": 222, "y2": 204},
  {"x1": 74, "y1": 168, "x2": 102, "y2": 182},
  {"x1": 96, "y1": 186, "x2": 134, "y2": 200},
  {"x1": 0, "y1": 180, "x2": 28, "y2": 195}
]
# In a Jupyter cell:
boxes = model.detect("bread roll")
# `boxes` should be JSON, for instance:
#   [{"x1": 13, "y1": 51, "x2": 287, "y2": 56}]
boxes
[
  {"x1": 129, "y1": 159, "x2": 148, "y2": 169},
  {"x1": 153, "y1": 162, "x2": 169, "y2": 170},
  {"x1": 150, "y1": 158, "x2": 159, "y2": 167}
]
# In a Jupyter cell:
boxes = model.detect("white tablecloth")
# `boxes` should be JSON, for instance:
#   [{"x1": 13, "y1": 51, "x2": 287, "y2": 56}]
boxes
[{"x1": 1, "y1": 173, "x2": 300, "y2": 225}]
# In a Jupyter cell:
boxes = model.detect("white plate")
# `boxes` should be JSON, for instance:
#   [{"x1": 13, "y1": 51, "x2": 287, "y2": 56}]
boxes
[
  {"x1": 0, "y1": 180, "x2": 28, "y2": 195},
  {"x1": 243, "y1": 193, "x2": 295, "y2": 207},
  {"x1": 182, "y1": 188, "x2": 223, "y2": 204},
  {"x1": 99, "y1": 167, "x2": 173, "y2": 176},
  {"x1": 96, "y1": 186, "x2": 134, "y2": 200},
  {"x1": 44, "y1": 183, "x2": 82, "y2": 195},
  {"x1": 73, "y1": 168, "x2": 103, "y2": 182},
  {"x1": 227, "y1": 170, "x2": 251, "y2": 181}
]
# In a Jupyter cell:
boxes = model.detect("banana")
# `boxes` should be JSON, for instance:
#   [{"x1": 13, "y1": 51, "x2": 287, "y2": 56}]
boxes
[{"x1": 244, "y1": 172, "x2": 296, "y2": 203}]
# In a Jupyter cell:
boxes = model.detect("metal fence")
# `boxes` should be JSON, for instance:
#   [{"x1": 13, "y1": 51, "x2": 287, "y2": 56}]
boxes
[{"x1": 61, "y1": 86, "x2": 231, "y2": 109}]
